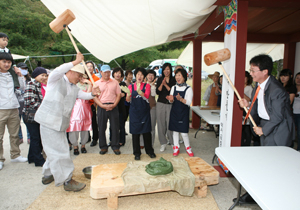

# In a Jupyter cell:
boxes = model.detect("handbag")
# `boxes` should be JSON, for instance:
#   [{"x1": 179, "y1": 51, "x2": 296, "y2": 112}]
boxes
[{"x1": 23, "y1": 85, "x2": 41, "y2": 124}]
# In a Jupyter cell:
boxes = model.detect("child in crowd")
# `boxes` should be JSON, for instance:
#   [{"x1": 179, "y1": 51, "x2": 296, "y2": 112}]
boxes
[
  {"x1": 166, "y1": 68, "x2": 194, "y2": 157},
  {"x1": 0, "y1": 32, "x2": 18, "y2": 73},
  {"x1": 66, "y1": 76, "x2": 92, "y2": 155}
]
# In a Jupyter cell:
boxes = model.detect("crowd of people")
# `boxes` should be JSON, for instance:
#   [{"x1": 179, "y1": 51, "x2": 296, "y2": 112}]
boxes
[
  {"x1": 0, "y1": 31, "x2": 196, "y2": 192},
  {"x1": 1, "y1": 30, "x2": 299, "y2": 194}
]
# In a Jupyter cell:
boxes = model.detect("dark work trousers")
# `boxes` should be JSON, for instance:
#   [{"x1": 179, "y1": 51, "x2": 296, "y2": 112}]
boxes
[
  {"x1": 25, "y1": 122, "x2": 45, "y2": 166},
  {"x1": 66, "y1": 132, "x2": 71, "y2": 144},
  {"x1": 132, "y1": 132, "x2": 154, "y2": 157},
  {"x1": 90, "y1": 105, "x2": 99, "y2": 142},
  {"x1": 252, "y1": 135, "x2": 261, "y2": 146},
  {"x1": 241, "y1": 125, "x2": 251, "y2": 146},
  {"x1": 109, "y1": 112, "x2": 126, "y2": 145},
  {"x1": 97, "y1": 105, "x2": 120, "y2": 150}
]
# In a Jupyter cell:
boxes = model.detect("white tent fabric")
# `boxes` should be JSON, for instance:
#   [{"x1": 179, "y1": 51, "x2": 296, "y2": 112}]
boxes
[
  {"x1": 177, "y1": 41, "x2": 284, "y2": 74},
  {"x1": 41, "y1": 0, "x2": 217, "y2": 63},
  {"x1": 12, "y1": 54, "x2": 28, "y2": 60}
]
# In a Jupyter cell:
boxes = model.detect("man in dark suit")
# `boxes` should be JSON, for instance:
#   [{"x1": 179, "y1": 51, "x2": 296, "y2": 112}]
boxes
[
  {"x1": 236, "y1": 54, "x2": 295, "y2": 204},
  {"x1": 239, "y1": 54, "x2": 295, "y2": 146}
]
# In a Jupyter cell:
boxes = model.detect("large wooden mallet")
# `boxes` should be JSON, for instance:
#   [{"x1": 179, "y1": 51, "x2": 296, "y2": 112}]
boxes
[
  {"x1": 204, "y1": 48, "x2": 257, "y2": 127},
  {"x1": 49, "y1": 9, "x2": 95, "y2": 86}
]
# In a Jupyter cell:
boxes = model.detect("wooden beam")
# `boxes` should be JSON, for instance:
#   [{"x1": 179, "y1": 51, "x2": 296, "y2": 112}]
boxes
[
  {"x1": 247, "y1": 33, "x2": 288, "y2": 43},
  {"x1": 182, "y1": 33, "x2": 195, "y2": 41},
  {"x1": 191, "y1": 39, "x2": 202, "y2": 129},
  {"x1": 214, "y1": 0, "x2": 231, "y2": 6},
  {"x1": 239, "y1": 0, "x2": 300, "y2": 8},
  {"x1": 197, "y1": 8, "x2": 224, "y2": 40},
  {"x1": 202, "y1": 32, "x2": 224, "y2": 42},
  {"x1": 203, "y1": 32, "x2": 289, "y2": 43},
  {"x1": 289, "y1": 31, "x2": 300, "y2": 43}
]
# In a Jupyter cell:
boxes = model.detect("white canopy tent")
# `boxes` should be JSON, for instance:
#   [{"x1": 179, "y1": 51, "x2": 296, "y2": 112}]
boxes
[
  {"x1": 41, "y1": 0, "x2": 217, "y2": 63},
  {"x1": 177, "y1": 41, "x2": 284, "y2": 74}
]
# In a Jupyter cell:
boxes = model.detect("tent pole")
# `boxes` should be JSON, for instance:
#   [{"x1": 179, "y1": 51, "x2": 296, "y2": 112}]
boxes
[
  {"x1": 114, "y1": 59, "x2": 123, "y2": 70},
  {"x1": 28, "y1": 58, "x2": 34, "y2": 72}
]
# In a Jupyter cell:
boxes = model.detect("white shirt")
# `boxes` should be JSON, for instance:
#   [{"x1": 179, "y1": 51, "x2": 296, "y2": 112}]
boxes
[
  {"x1": 169, "y1": 85, "x2": 193, "y2": 106},
  {"x1": 0, "y1": 71, "x2": 20, "y2": 109},
  {"x1": 47, "y1": 62, "x2": 93, "y2": 100},
  {"x1": 257, "y1": 76, "x2": 270, "y2": 120},
  {"x1": 293, "y1": 91, "x2": 300, "y2": 114},
  {"x1": 244, "y1": 85, "x2": 253, "y2": 99}
]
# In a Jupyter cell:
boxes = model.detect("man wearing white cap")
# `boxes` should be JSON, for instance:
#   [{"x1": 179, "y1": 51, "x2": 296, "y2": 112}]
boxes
[
  {"x1": 34, "y1": 53, "x2": 100, "y2": 192},
  {"x1": 93, "y1": 65, "x2": 121, "y2": 155}
]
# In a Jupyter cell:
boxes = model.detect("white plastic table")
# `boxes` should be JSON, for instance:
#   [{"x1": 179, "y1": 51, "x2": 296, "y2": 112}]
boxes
[
  {"x1": 191, "y1": 106, "x2": 220, "y2": 138},
  {"x1": 215, "y1": 146, "x2": 300, "y2": 210},
  {"x1": 191, "y1": 106, "x2": 220, "y2": 125}
]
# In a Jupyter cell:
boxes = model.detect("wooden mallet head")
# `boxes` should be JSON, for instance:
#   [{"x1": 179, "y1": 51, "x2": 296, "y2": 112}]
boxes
[
  {"x1": 49, "y1": 9, "x2": 75, "y2": 33},
  {"x1": 204, "y1": 48, "x2": 231, "y2": 66}
]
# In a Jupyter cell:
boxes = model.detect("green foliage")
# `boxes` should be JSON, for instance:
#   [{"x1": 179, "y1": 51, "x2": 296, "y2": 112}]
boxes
[
  {"x1": 157, "y1": 41, "x2": 189, "y2": 52},
  {"x1": 0, "y1": 0, "x2": 54, "y2": 55},
  {"x1": 110, "y1": 42, "x2": 188, "y2": 70},
  {"x1": 272, "y1": 59, "x2": 283, "y2": 78},
  {"x1": 0, "y1": 0, "x2": 188, "y2": 70}
]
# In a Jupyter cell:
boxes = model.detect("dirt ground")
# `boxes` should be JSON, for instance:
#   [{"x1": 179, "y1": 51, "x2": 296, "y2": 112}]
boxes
[{"x1": 0, "y1": 120, "x2": 261, "y2": 210}]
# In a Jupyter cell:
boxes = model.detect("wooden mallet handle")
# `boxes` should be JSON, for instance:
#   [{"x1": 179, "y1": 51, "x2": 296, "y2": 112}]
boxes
[
  {"x1": 65, "y1": 27, "x2": 95, "y2": 86},
  {"x1": 218, "y1": 62, "x2": 257, "y2": 127},
  {"x1": 204, "y1": 48, "x2": 257, "y2": 127},
  {"x1": 49, "y1": 9, "x2": 96, "y2": 86}
]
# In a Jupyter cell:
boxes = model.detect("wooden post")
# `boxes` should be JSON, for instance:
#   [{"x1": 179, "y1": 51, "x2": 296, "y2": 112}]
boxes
[
  {"x1": 230, "y1": 0, "x2": 248, "y2": 146},
  {"x1": 283, "y1": 42, "x2": 296, "y2": 75},
  {"x1": 191, "y1": 39, "x2": 202, "y2": 129},
  {"x1": 194, "y1": 180, "x2": 207, "y2": 198},
  {"x1": 107, "y1": 193, "x2": 118, "y2": 210}
]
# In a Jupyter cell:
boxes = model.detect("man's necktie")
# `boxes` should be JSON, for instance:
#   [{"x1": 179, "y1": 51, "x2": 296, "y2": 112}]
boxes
[{"x1": 243, "y1": 85, "x2": 261, "y2": 125}]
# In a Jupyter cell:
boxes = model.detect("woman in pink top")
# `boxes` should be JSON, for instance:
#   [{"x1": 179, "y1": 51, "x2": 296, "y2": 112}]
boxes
[{"x1": 66, "y1": 77, "x2": 92, "y2": 155}]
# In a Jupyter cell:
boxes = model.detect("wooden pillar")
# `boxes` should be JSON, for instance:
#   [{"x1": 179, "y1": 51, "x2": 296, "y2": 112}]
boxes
[
  {"x1": 191, "y1": 39, "x2": 202, "y2": 129},
  {"x1": 231, "y1": 0, "x2": 248, "y2": 146},
  {"x1": 283, "y1": 42, "x2": 296, "y2": 74}
]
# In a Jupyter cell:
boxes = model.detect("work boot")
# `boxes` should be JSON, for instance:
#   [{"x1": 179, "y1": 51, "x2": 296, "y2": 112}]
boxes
[
  {"x1": 64, "y1": 179, "x2": 86, "y2": 192},
  {"x1": 42, "y1": 175, "x2": 54, "y2": 185}
]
